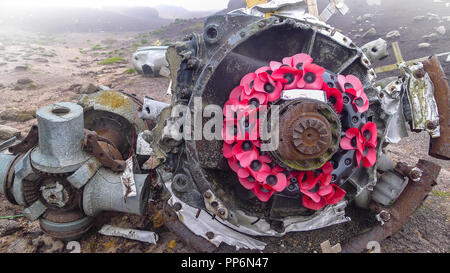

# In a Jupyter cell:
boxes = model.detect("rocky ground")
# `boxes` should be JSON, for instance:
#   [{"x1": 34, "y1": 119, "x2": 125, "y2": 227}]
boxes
[{"x1": 0, "y1": 0, "x2": 449, "y2": 253}]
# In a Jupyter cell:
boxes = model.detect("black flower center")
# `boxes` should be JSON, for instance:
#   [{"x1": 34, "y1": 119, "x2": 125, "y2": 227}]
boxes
[
  {"x1": 304, "y1": 72, "x2": 316, "y2": 83},
  {"x1": 248, "y1": 176, "x2": 255, "y2": 183},
  {"x1": 267, "y1": 175, "x2": 278, "y2": 186},
  {"x1": 249, "y1": 98, "x2": 260, "y2": 108},
  {"x1": 296, "y1": 62, "x2": 304, "y2": 70},
  {"x1": 284, "y1": 73, "x2": 294, "y2": 84},
  {"x1": 329, "y1": 96, "x2": 336, "y2": 105},
  {"x1": 264, "y1": 83, "x2": 275, "y2": 93},
  {"x1": 344, "y1": 83, "x2": 354, "y2": 89},
  {"x1": 267, "y1": 70, "x2": 273, "y2": 75},
  {"x1": 242, "y1": 141, "x2": 253, "y2": 151},
  {"x1": 363, "y1": 130, "x2": 371, "y2": 141},
  {"x1": 260, "y1": 187, "x2": 271, "y2": 193},
  {"x1": 310, "y1": 183, "x2": 320, "y2": 194},
  {"x1": 351, "y1": 137, "x2": 358, "y2": 148},
  {"x1": 250, "y1": 160, "x2": 262, "y2": 171}
]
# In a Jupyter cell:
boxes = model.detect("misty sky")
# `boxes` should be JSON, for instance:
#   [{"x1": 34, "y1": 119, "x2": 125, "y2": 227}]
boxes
[{"x1": 0, "y1": 0, "x2": 230, "y2": 11}]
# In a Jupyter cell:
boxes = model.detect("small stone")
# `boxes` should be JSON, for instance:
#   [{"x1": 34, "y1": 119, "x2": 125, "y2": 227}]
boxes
[
  {"x1": 14, "y1": 65, "x2": 28, "y2": 71},
  {"x1": 413, "y1": 15, "x2": 426, "y2": 21},
  {"x1": 418, "y1": 43, "x2": 431, "y2": 49},
  {"x1": 7, "y1": 238, "x2": 35, "y2": 253},
  {"x1": 17, "y1": 78, "x2": 33, "y2": 85},
  {"x1": 386, "y1": 30, "x2": 400, "y2": 39},
  {"x1": 422, "y1": 33, "x2": 439, "y2": 41},
  {"x1": 0, "y1": 220, "x2": 22, "y2": 236},
  {"x1": 436, "y1": 26, "x2": 446, "y2": 35},
  {"x1": 34, "y1": 58, "x2": 48, "y2": 63},
  {"x1": 43, "y1": 240, "x2": 65, "y2": 253},
  {"x1": 0, "y1": 124, "x2": 21, "y2": 140},
  {"x1": 79, "y1": 83, "x2": 98, "y2": 94},
  {"x1": 362, "y1": 28, "x2": 377, "y2": 38},
  {"x1": 0, "y1": 109, "x2": 36, "y2": 122}
]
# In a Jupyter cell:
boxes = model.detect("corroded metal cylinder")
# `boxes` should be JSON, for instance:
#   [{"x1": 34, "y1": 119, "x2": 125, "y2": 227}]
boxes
[
  {"x1": 82, "y1": 169, "x2": 150, "y2": 216},
  {"x1": 0, "y1": 153, "x2": 15, "y2": 195},
  {"x1": 31, "y1": 102, "x2": 90, "y2": 174}
]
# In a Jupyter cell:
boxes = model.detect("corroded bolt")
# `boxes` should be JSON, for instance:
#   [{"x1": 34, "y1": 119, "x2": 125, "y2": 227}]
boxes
[
  {"x1": 204, "y1": 191, "x2": 212, "y2": 199},
  {"x1": 427, "y1": 121, "x2": 438, "y2": 130},
  {"x1": 206, "y1": 232, "x2": 215, "y2": 239},
  {"x1": 218, "y1": 208, "x2": 226, "y2": 216},
  {"x1": 173, "y1": 202, "x2": 182, "y2": 211},
  {"x1": 414, "y1": 69, "x2": 426, "y2": 79}
]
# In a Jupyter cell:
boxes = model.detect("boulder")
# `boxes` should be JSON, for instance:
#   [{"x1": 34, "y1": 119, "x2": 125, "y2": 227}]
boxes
[{"x1": 0, "y1": 125, "x2": 21, "y2": 140}]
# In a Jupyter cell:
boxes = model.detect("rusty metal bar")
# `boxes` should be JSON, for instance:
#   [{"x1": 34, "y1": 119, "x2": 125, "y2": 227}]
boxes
[
  {"x1": 422, "y1": 56, "x2": 450, "y2": 159},
  {"x1": 341, "y1": 160, "x2": 441, "y2": 253}
]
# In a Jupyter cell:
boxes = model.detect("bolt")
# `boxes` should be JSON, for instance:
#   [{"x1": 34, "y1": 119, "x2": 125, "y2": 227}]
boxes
[
  {"x1": 204, "y1": 191, "x2": 212, "y2": 199},
  {"x1": 173, "y1": 202, "x2": 182, "y2": 211},
  {"x1": 258, "y1": 21, "x2": 266, "y2": 28},
  {"x1": 427, "y1": 121, "x2": 438, "y2": 130},
  {"x1": 206, "y1": 232, "x2": 214, "y2": 239},
  {"x1": 409, "y1": 168, "x2": 423, "y2": 182},
  {"x1": 218, "y1": 208, "x2": 226, "y2": 216},
  {"x1": 240, "y1": 31, "x2": 246, "y2": 38},
  {"x1": 414, "y1": 69, "x2": 426, "y2": 79}
]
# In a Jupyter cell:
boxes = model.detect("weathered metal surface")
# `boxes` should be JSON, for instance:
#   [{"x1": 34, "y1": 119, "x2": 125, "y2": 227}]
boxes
[
  {"x1": 401, "y1": 63, "x2": 441, "y2": 138},
  {"x1": 422, "y1": 56, "x2": 450, "y2": 159},
  {"x1": 30, "y1": 102, "x2": 90, "y2": 174},
  {"x1": 132, "y1": 46, "x2": 169, "y2": 77},
  {"x1": 40, "y1": 215, "x2": 93, "y2": 240},
  {"x1": 99, "y1": 225, "x2": 158, "y2": 244},
  {"x1": 8, "y1": 125, "x2": 38, "y2": 155},
  {"x1": 361, "y1": 38, "x2": 388, "y2": 63},
  {"x1": 341, "y1": 160, "x2": 441, "y2": 253},
  {"x1": 276, "y1": 100, "x2": 339, "y2": 168},
  {"x1": 82, "y1": 169, "x2": 150, "y2": 217},
  {"x1": 0, "y1": 153, "x2": 15, "y2": 196},
  {"x1": 67, "y1": 158, "x2": 102, "y2": 189},
  {"x1": 83, "y1": 130, "x2": 126, "y2": 172}
]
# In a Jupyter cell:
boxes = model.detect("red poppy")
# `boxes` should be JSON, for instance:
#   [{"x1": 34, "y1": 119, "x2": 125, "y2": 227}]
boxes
[
  {"x1": 271, "y1": 66, "x2": 302, "y2": 90},
  {"x1": 222, "y1": 118, "x2": 239, "y2": 144},
  {"x1": 338, "y1": 75, "x2": 363, "y2": 96},
  {"x1": 240, "y1": 72, "x2": 257, "y2": 95},
  {"x1": 252, "y1": 183, "x2": 275, "y2": 202},
  {"x1": 340, "y1": 122, "x2": 378, "y2": 168},
  {"x1": 323, "y1": 184, "x2": 346, "y2": 205},
  {"x1": 325, "y1": 86, "x2": 344, "y2": 114},
  {"x1": 346, "y1": 88, "x2": 369, "y2": 113},
  {"x1": 340, "y1": 128, "x2": 364, "y2": 154},
  {"x1": 256, "y1": 170, "x2": 288, "y2": 192},
  {"x1": 231, "y1": 140, "x2": 260, "y2": 168},
  {"x1": 283, "y1": 53, "x2": 313, "y2": 70},
  {"x1": 254, "y1": 72, "x2": 284, "y2": 102},
  {"x1": 241, "y1": 91, "x2": 268, "y2": 109},
  {"x1": 247, "y1": 158, "x2": 272, "y2": 179},
  {"x1": 239, "y1": 175, "x2": 258, "y2": 190},
  {"x1": 297, "y1": 64, "x2": 325, "y2": 90},
  {"x1": 236, "y1": 111, "x2": 259, "y2": 141}
]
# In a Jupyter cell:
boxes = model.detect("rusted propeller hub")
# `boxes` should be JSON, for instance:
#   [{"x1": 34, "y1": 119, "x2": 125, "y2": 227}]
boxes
[{"x1": 273, "y1": 100, "x2": 341, "y2": 171}]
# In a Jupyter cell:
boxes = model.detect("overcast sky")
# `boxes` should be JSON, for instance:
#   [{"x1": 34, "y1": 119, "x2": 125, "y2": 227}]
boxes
[{"x1": 0, "y1": 0, "x2": 230, "y2": 11}]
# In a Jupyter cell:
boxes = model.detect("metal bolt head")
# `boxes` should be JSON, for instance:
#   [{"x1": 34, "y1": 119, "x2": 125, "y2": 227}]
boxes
[
  {"x1": 173, "y1": 202, "x2": 182, "y2": 211},
  {"x1": 427, "y1": 121, "x2": 438, "y2": 130},
  {"x1": 204, "y1": 191, "x2": 212, "y2": 199},
  {"x1": 206, "y1": 232, "x2": 214, "y2": 239},
  {"x1": 218, "y1": 208, "x2": 226, "y2": 216},
  {"x1": 258, "y1": 21, "x2": 266, "y2": 28}
]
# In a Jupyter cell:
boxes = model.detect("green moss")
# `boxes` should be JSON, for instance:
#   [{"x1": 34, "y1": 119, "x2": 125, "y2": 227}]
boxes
[
  {"x1": 124, "y1": 68, "x2": 136, "y2": 74},
  {"x1": 432, "y1": 190, "x2": 450, "y2": 198},
  {"x1": 92, "y1": 44, "x2": 102, "y2": 51},
  {"x1": 141, "y1": 39, "x2": 148, "y2": 45},
  {"x1": 99, "y1": 56, "x2": 124, "y2": 65}
]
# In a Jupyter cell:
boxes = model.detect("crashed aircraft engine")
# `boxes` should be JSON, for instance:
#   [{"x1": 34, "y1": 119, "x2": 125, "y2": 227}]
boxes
[{"x1": 0, "y1": 1, "x2": 448, "y2": 252}]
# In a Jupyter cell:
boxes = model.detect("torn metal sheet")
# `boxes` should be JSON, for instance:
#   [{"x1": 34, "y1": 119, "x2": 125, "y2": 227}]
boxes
[
  {"x1": 99, "y1": 225, "x2": 158, "y2": 244},
  {"x1": 121, "y1": 158, "x2": 137, "y2": 199},
  {"x1": 132, "y1": 46, "x2": 169, "y2": 77}
]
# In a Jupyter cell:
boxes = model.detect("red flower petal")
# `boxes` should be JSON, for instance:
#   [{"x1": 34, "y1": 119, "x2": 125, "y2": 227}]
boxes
[
  {"x1": 229, "y1": 86, "x2": 243, "y2": 100},
  {"x1": 266, "y1": 81, "x2": 283, "y2": 102},
  {"x1": 241, "y1": 73, "x2": 256, "y2": 95},
  {"x1": 362, "y1": 148, "x2": 377, "y2": 168},
  {"x1": 252, "y1": 184, "x2": 274, "y2": 202},
  {"x1": 292, "y1": 53, "x2": 313, "y2": 69},
  {"x1": 271, "y1": 66, "x2": 301, "y2": 90},
  {"x1": 237, "y1": 168, "x2": 250, "y2": 178},
  {"x1": 361, "y1": 122, "x2": 378, "y2": 148},
  {"x1": 338, "y1": 75, "x2": 363, "y2": 96},
  {"x1": 223, "y1": 143, "x2": 233, "y2": 159},
  {"x1": 228, "y1": 158, "x2": 240, "y2": 173},
  {"x1": 297, "y1": 64, "x2": 325, "y2": 90},
  {"x1": 318, "y1": 184, "x2": 333, "y2": 196},
  {"x1": 239, "y1": 176, "x2": 257, "y2": 190},
  {"x1": 324, "y1": 184, "x2": 346, "y2": 205},
  {"x1": 270, "y1": 61, "x2": 282, "y2": 71},
  {"x1": 302, "y1": 195, "x2": 326, "y2": 210},
  {"x1": 326, "y1": 87, "x2": 344, "y2": 114}
]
